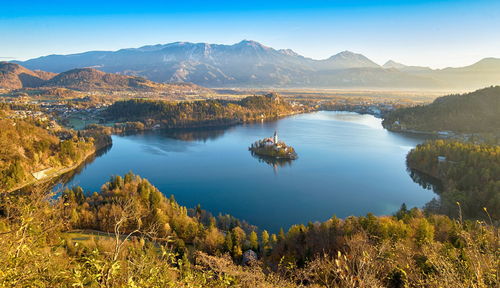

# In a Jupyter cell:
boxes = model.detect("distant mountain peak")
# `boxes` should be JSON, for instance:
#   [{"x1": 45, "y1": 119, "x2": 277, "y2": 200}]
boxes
[
  {"x1": 236, "y1": 39, "x2": 262, "y2": 45},
  {"x1": 335, "y1": 50, "x2": 357, "y2": 57},
  {"x1": 325, "y1": 50, "x2": 380, "y2": 69},
  {"x1": 383, "y1": 60, "x2": 407, "y2": 69},
  {"x1": 467, "y1": 57, "x2": 500, "y2": 70},
  {"x1": 234, "y1": 40, "x2": 269, "y2": 49},
  {"x1": 383, "y1": 60, "x2": 433, "y2": 73}
]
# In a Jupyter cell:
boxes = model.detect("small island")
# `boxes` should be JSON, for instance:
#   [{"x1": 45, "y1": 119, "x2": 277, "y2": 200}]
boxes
[{"x1": 249, "y1": 131, "x2": 298, "y2": 159}]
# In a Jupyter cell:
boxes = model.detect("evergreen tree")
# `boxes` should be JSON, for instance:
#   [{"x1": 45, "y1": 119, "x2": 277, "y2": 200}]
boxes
[
  {"x1": 261, "y1": 230, "x2": 270, "y2": 254},
  {"x1": 249, "y1": 231, "x2": 258, "y2": 251},
  {"x1": 270, "y1": 234, "x2": 278, "y2": 247},
  {"x1": 395, "y1": 203, "x2": 408, "y2": 220},
  {"x1": 278, "y1": 228, "x2": 286, "y2": 242},
  {"x1": 224, "y1": 232, "x2": 233, "y2": 252}
]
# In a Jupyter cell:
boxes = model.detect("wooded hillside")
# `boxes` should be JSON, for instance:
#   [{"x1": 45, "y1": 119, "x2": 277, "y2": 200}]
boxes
[
  {"x1": 407, "y1": 140, "x2": 500, "y2": 221},
  {"x1": 105, "y1": 93, "x2": 301, "y2": 129},
  {"x1": 383, "y1": 86, "x2": 500, "y2": 135},
  {"x1": 0, "y1": 108, "x2": 111, "y2": 191}
]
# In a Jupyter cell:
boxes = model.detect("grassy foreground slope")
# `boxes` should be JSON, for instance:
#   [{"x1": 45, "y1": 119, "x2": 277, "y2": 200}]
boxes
[{"x1": 0, "y1": 173, "x2": 497, "y2": 287}]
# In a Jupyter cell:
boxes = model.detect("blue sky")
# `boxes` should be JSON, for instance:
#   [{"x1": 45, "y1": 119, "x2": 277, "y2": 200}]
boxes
[{"x1": 1, "y1": 0, "x2": 499, "y2": 68}]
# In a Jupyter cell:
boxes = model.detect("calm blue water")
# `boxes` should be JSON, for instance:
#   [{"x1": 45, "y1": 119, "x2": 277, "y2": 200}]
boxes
[{"x1": 63, "y1": 111, "x2": 436, "y2": 232}]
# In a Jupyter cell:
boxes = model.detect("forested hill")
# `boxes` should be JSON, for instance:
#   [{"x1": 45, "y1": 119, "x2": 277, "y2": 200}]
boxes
[
  {"x1": 0, "y1": 108, "x2": 111, "y2": 191},
  {"x1": 382, "y1": 86, "x2": 500, "y2": 134},
  {"x1": 43, "y1": 68, "x2": 171, "y2": 91},
  {"x1": 0, "y1": 62, "x2": 55, "y2": 89},
  {"x1": 104, "y1": 93, "x2": 303, "y2": 129},
  {"x1": 407, "y1": 140, "x2": 500, "y2": 221}
]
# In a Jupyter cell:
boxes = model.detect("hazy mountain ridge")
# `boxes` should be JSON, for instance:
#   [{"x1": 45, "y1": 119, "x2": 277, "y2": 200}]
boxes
[
  {"x1": 44, "y1": 68, "x2": 166, "y2": 91},
  {"x1": 0, "y1": 62, "x2": 210, "y2": 94},
  {"x1": 13, "y1": 40, "x2": 500, "y2": 89},
  {"x1": 382, "y1": 60, "x2": 432, "y2": 72}
]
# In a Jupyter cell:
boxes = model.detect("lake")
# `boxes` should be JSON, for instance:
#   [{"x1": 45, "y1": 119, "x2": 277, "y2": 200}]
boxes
[{"x1": 62, "y1": 111, "x2": 437, "y2": 232}]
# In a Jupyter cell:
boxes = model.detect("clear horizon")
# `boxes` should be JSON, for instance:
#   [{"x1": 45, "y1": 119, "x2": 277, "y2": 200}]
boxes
[{"x1": 2, "y1": 0, "x2": 499, "y2": 68}]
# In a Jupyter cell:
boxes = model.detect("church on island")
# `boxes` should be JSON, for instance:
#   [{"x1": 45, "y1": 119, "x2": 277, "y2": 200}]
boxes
[{"x1": 249, "y1": 131, "x2": 297, "y2": 159}]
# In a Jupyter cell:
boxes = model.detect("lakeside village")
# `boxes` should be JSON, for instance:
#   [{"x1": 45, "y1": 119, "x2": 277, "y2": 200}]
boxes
[
  {"x1": 249, "y1": 131, "x2": 298, "y2": 160},
  {"x1": 0, "y1": 96, "x2": 109, "y2": 130}
]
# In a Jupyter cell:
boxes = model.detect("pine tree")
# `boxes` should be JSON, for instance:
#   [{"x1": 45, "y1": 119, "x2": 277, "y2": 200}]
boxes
[
  {"x1": 261, "y1": 230, "x2": 270, "y2": 254},
  {"x1": 224, "y1": 232, "x2": 233, "y2": 252},
  {"x1": 270, "y1": 234, "x2": 278, "y2": 247},
  {"x1": 249, "y1": 231, "x2": 258, "y2": 251},
  {"x1": 278, "y1": 228, "x2": 286, "y2": 242}
]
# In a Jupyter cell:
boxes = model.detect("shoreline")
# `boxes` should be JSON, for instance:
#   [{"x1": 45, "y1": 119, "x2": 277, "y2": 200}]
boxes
[
  {"x1": 7, "y1": 109, "x2": 420, "y2": 194},
  {"x1": 9, "y1": 111, "x2": 304, "y2": 193},
  {"x1": 249, "y1": 147, "x2": 298, "y2": 160},
  {"x1": 5, "y1": 143, "x2": 112, "y2": 193},
  {"x1": 110, "y1": 110, "x2": 306, "y2": 134}
]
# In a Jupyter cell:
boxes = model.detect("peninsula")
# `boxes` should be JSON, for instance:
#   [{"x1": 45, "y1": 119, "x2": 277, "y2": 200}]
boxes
[{"x1": 249, "y1": 131, "x2": 298, "y2": 159}]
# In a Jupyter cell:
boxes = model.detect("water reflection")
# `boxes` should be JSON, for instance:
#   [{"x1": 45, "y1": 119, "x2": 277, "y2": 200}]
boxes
[
  {"x1": 55, "y1": 127, "x2": 232, "y2": 189},
  {"x1": 323, "y1": 111, "x2": 384, "y2": 130},
  {"x1": 123, "y1": 127, "x2": 233, "y2": 155},
  {"x1": 158, "y1": 127, "x2": 231, "y2": 142},
  {"x1": 407, "y1": 167, "x2": 443, "y2": 193},
  {"x1": 406, "y1": 166, "x2": 452, "y2": 216},
  {"x1": 250, "y1": 151, "x2": 295, "y2": 173},
  {"x1": 50, "y1": 144, "x2": 113, "y2": 192}
]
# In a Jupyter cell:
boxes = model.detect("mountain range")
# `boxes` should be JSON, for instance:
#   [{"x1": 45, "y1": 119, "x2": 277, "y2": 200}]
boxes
[{"x1": 11, "y1": 40, "x2": 500, "y2": 89}]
